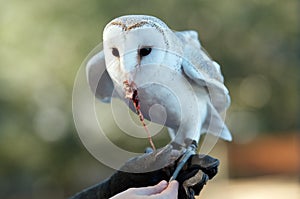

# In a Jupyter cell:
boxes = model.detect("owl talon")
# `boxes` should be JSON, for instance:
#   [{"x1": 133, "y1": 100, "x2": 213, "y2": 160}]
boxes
[{"x1": 169, "y1": 141, "x2": 197, "y2": 181}]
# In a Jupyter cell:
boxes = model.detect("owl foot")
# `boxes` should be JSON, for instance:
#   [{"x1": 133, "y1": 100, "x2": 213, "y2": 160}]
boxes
[{"x1": 169, "y1": 140, "x2": 198, "y2": 181}]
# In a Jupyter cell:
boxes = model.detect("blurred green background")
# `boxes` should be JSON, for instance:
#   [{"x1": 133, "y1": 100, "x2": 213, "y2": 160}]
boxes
[{"x1": 0, "y1": 0, "x2": 299, "y2": 198}]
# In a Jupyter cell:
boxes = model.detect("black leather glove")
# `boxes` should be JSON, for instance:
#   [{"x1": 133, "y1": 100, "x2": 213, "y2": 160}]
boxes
[
  {"x1": 69, "y1": 145, "x2": 219, "y2": 199},
  {"x1": 176, "y1": 153, "x2": 219, "y2": 198}
]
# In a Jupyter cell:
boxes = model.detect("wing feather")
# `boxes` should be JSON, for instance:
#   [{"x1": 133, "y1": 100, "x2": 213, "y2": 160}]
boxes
[
  {"x1": 175, "y1": 31, "x2": 230, "y2": 113},
  {"x1": 86, "y1": 50, "x2": 114, "y2": 102},
  {"x1": 176, "y1": 31, "x2": 232, "y2": 141}
]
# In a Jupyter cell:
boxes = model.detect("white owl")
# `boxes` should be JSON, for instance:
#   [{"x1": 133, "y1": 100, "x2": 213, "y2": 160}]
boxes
[{"x1": 87, "y1": 15, "x2": 232, "y2": 155}]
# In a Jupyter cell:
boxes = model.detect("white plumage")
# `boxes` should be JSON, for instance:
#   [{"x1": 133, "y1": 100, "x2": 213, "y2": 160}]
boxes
[{"x1": 87, "y1": 15, "x2": 232, "y2": 150}]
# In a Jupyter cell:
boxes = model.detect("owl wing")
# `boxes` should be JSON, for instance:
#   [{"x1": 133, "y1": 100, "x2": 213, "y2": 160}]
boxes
[
  {"x1": 176, "y1": 31, "x2": 232, "y2": 141},
  {"x1": 86, "y1": 49, "x2": 114, "y2": 103}
]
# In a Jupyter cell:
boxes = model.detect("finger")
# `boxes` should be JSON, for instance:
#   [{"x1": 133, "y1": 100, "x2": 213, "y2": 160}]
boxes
[
  {"x1": 158, "y1": 180, "x2": 179, "y2": 197},
  {"x1": 135, "y1": 180, "x2": 168, "y2": 195}
]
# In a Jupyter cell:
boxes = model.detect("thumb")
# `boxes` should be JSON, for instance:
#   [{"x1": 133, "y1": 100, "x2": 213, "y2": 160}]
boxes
[
  {"x1": 161, "y1": 180, "x2": 179, "y2": 195},
  {"x1": 135, "y1": 180, "x2": 168, "y2": 195}
]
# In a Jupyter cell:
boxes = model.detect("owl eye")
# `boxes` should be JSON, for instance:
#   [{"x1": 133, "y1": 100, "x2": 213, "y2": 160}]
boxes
[
  {"x1": 112, "y1": 48, "x2": 119, "y2": 57},
  {"x1": 139, "y1": 47, "x2": 152, "y2": 57}
]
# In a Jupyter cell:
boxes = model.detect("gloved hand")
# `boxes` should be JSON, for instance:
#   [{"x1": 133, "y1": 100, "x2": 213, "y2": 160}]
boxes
[
  {"x1": 176, "y1": 153, "x2": 219, "y2": 198},
  {"x1": 69, "y1": 144, "x2": 219, "y2": 199}
]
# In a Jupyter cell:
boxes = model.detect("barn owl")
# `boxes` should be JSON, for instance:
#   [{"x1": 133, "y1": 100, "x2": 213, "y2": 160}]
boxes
[{"x1": 87, "y1": 15, "x2": 232, "y2": 169}]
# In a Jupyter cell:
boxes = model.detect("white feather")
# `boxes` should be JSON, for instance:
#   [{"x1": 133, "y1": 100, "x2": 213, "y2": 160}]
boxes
[{"x1": 87, "y1": 15, "x2": 232, "y2": 146}]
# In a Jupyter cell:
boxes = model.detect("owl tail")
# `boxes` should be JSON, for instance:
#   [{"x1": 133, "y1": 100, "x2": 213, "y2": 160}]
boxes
[{"x1": 202, "y1": 104, "x2": 232, "y2": 141}]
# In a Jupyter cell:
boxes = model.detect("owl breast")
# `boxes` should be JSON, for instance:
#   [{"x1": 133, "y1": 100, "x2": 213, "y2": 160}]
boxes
[{"x1": 132, "y1": 83, "x2": 182, "y2": 129}]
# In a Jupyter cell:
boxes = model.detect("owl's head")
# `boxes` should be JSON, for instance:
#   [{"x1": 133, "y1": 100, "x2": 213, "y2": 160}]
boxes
[{"x1": 102, "y1": 15, "x2": 183, "y2": 84}]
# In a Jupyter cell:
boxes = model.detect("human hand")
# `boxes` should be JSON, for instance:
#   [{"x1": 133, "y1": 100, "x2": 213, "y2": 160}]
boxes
[
  {"x1": 110, "y1": 180, "x2": 178, "y2": 199},
  {"x1": 68, "y1": 145, "x2": 219, "y2": 199},
  {"x1": 108, "y1": 145, "x2": 218, "y2": 199}
]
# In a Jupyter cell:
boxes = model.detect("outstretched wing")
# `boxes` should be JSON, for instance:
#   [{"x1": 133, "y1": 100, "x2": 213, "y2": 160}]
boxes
[
  {"x1": 176, "y1": 31, "x2": 232, "y2": 141},
  {"x1": 86, "y1": 50, "x2": 114, "y2": 103}
]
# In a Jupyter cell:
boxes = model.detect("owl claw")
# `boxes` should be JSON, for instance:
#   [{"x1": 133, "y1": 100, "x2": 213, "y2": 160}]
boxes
[{"x1": 169, "y1": 141, "x2": 197, "y2": 181}]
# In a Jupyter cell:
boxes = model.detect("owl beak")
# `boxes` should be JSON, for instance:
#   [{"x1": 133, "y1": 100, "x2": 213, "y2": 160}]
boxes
[{"x1": 120, "y1": 52, "x2": 138, "y2": 73}]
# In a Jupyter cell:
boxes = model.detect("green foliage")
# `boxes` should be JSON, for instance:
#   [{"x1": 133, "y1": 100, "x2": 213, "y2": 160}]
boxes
[{"x1": 0, "y1": 0, "x2": 299, "y2": 198}]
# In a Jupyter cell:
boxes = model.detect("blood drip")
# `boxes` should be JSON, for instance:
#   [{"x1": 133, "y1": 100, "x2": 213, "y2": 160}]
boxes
[{"x1": 123, "y1": 80, "x2": 156, "y2": 150}]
